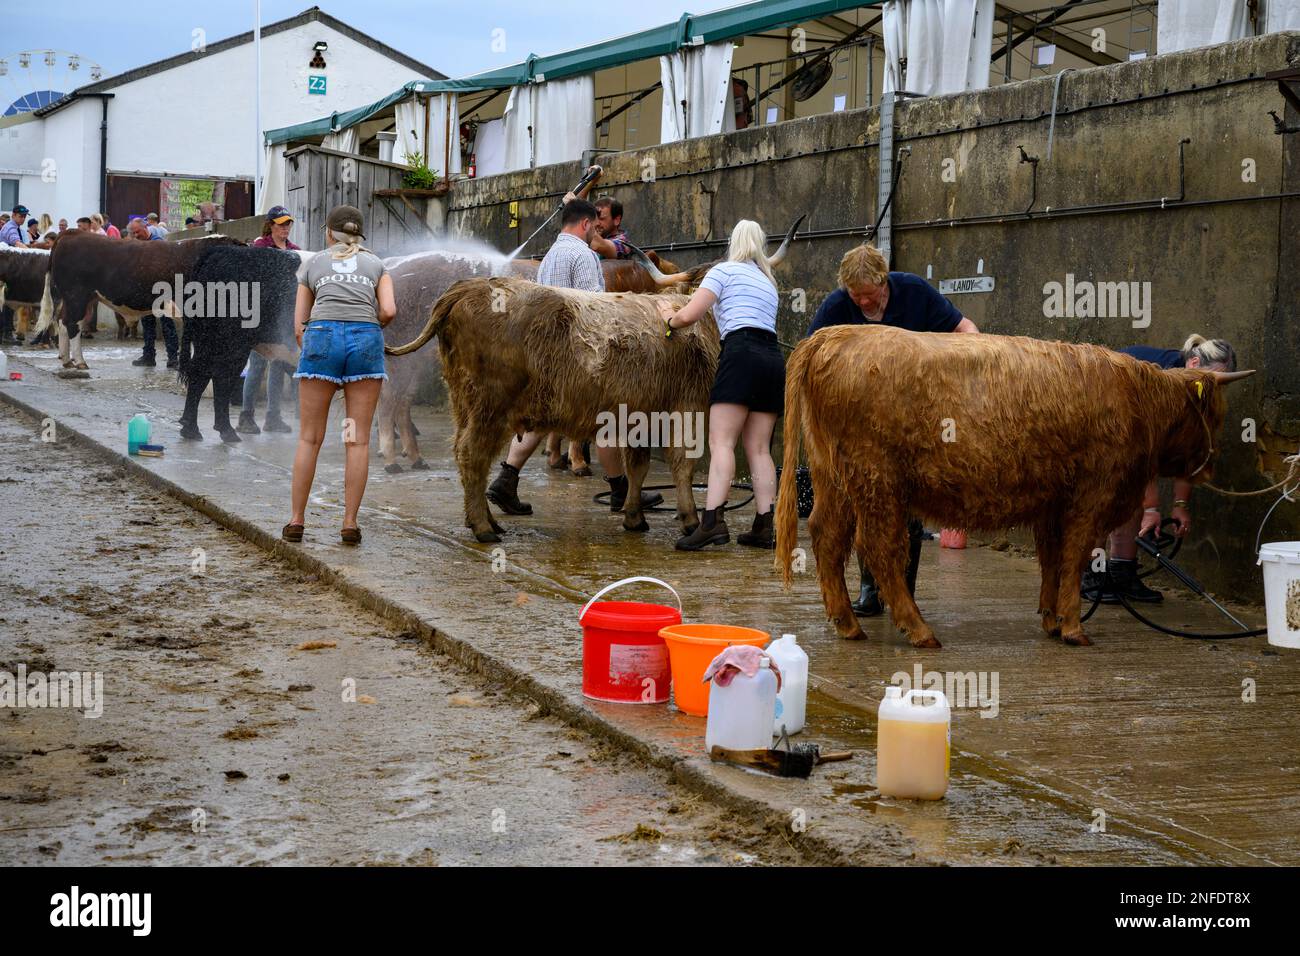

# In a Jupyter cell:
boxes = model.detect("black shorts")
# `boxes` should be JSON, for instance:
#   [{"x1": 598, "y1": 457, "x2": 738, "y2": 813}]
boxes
[{"x1": 709, "y1": 327, "x2": 785, "y2": 415}]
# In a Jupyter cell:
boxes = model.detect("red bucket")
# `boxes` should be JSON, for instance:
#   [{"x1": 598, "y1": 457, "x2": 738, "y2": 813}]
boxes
[{"x1": 580, "y1": 577, "x2": 681, "y2": 704}]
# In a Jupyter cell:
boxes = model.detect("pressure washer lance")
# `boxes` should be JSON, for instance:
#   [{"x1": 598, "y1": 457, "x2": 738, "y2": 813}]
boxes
[
  {"x1": 710, "y1": 727, "x2": 853, "y2": 779},
  {"x1": 1133, "y1": 530, "x2": 1252, "y2": 632},
  {"x1": 505, "y1": 164, "x2": 603, "y2": 260}
]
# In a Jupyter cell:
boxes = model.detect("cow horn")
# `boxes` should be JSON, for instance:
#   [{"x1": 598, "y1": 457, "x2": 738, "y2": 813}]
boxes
[
  {"x1": 626, "y1": 242, "x2": 692, "y2": 287},
  {"x1": 766, "y1": 214, "x2": 806, "y2": 268},
  {"x1": 1209, "y1": 369, "x2": 1256, "y2": 385}
]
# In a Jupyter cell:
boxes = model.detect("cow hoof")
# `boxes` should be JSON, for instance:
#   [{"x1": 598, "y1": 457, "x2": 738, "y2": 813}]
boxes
[
  {"x1": 218, "y1": 428, "x2": 241, "y2": 444},
  {"x1": 475, "y1": 529, "x2": 501, "y2": 543},
  {"x1": 572, "y1": 466, "x2": 593, "y2": 477},
  {"x1": 1062, "y1": 631, "x2": 1092, "y2": 647},
  {"x1": 839, "y1": 628, "x2": 869, "y2": 641},
  {"x1": 179, "y1": 424, "x2": 203, "y2": 441},
  {"x1": 384, "y1": 463, "x2": 403, "y2": 474},
  {"x1": 910, "y1": 635, "x2": 943, "y2": 649},
  {"x1": 411, "y1": 459, "x2": 430, "y2": 471},
  {"x1": 623, "y1": 518, "x2": 650, "y2": 533}
]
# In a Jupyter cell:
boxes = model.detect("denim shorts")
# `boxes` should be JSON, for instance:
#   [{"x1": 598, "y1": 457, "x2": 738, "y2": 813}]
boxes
[{"x1": 294, "y1": 320, "x2": 387, "y2": 385}]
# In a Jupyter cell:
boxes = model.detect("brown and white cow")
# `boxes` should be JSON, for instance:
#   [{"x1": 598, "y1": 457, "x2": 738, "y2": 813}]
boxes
[
  {"x1": 42, "y1": 231, "x2": 242, "y2": 350},
  {"x1": 777, "y1": 325, "x2": 1253, "y2": 648}
]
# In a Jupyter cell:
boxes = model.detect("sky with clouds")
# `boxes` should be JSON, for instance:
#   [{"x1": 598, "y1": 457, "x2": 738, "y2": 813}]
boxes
[{"x1": 2, "y1": 1, "x2": 726, "y2": 90}]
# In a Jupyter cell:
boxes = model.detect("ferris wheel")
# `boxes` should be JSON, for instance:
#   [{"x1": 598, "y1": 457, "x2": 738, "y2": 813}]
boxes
[{"x1": 0, "y1": 50, "x2": 104, "y2": 116}]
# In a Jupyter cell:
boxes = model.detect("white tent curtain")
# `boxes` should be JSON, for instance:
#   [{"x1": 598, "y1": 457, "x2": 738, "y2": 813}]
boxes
[
  {"x1": 883, "y1": 0, "x2": 994, "y2": 97},
  {"x1": 1156, "y1": 1, "x2": 1251, "y2": 53},
  {"x1": 659, "y1": 41, "x2": 737, "y2": 142},
  {"x1": 475, "y1": 118, "x2": 506, "y2": 177},
  {"x1": 425, "y1": 93, "x2": 462, "y2": 177},
  {"x1": 258, "y1": 142, "x2": 286, "y2": 214},
  {"x1": 501, "y1": 76, "x2": 594, "y2": 171},
  {"x1": 321, "y1": 127, "x2": 359, "y2": 154},
  {"x1": 394, "y1": 96, "x2": 426, "y2": 166},
  {"x1": 1265, "y1": 0, "x2": 1300, "y2": 31}
]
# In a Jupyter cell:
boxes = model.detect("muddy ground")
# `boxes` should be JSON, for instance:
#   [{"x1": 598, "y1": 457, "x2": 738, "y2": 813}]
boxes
[{"x1": 0, "y1": 406, "x2": 800, "y2": 866}]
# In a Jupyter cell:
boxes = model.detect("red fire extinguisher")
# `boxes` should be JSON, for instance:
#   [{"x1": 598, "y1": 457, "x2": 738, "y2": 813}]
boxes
[{"x1": 469, "y1": 153, "x2": 477, "y2": 178}]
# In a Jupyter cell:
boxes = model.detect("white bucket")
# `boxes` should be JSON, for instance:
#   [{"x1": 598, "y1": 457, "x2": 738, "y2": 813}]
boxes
[{"x1": 1258, "y1": 542, "x2": 1300, "y2": 649}]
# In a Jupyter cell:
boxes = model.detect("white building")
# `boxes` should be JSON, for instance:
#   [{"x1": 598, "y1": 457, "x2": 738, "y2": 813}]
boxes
[{"x1": 0, "y1": 7, "x2": 441, "y2": 229}]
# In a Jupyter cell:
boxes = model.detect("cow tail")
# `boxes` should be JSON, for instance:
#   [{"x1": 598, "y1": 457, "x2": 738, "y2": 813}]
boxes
[
  {"x1": 385, "y1": 277, "x2": 478, "y2": 356},
  {"x1": 35, "y1": 272, "x2": 54, "y2": 332},
  {"x1": 177, "y1": 319, "x2": 193, "y2": 387},
  {"x1": 776, "y1": 340, "x2": 807, "y2": 589}
]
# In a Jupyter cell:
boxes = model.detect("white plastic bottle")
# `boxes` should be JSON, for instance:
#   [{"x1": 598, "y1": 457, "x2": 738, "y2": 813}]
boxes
[
  {"x1": 876, "y1": 687, "x2": 950, "y2": 800},
  {"x1": 705, "y1": 658, "x2": 778, "y2": 752},
  {"x1": 767, "y1": 634, "x2": 808, "y2": 735},
  {"x1": 0, "y1": 350, "x2": 8, "y2": 381}
]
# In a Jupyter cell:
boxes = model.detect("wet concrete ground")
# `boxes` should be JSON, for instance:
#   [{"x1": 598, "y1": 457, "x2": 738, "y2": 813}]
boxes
[
  {"x1": 3, "y1": 342, "x2": 1297, "y2": 865},
  {"x1": 0, "y1": 406, "x2": 798, "y2": 866}
]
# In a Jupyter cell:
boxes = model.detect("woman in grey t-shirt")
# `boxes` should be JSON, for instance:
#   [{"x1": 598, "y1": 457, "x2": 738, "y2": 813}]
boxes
[{"x1": 283, "y1": 205, "x2": 397, "y2": 546}]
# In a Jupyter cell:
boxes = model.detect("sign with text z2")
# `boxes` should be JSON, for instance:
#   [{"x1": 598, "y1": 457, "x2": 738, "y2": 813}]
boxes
[{"x1": 308, "y1": 75, "x2": 327, "y2": 95}]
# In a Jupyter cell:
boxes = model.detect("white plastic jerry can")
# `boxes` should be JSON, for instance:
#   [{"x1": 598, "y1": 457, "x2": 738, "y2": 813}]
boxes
[
  {"x1": 767, "y1": 634, "x2": 809, "y2": 735},
  {"x1": 876, "y1": 687, "x2": 950, "y2": 800},
  {"x1": 705, "y1": 658, "x2": 778, "y2": 753}
]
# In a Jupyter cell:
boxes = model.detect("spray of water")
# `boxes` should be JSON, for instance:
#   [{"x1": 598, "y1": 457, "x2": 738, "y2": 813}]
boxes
[{"x1": 380, "y1": 234, "x2": 514, "y2": 276}]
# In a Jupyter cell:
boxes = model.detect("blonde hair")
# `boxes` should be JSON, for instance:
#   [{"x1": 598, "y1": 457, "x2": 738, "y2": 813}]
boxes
[
  {"x1": 1181, "y1": 334, "x2": 1237, "y2": 371},
  {"x1": 38, "y1": 214, "x2": 52, "y2": 235},
  {"x1": 726, "y1": 219, "x2": 775, "y2": 286},
  {"x1": 91, "y1": 212, "x2": 104, "y2": 227},
  {"x1": 838, "y1": 243, "x2": 889, "y2": 290}
]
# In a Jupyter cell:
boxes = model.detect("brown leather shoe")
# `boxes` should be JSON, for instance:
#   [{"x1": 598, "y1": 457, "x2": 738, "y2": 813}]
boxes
[
  {"x1": 341, "y1": 527, "x2": 361, "y2": 545},
  {"x1": 282, "y1": 523, "x2": 304, "y2": 542}
]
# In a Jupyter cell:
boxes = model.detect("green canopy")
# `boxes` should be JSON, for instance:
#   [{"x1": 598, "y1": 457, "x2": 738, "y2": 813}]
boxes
[{"x1": 267, "y1": 0, "x2": 882, "y2": 144}]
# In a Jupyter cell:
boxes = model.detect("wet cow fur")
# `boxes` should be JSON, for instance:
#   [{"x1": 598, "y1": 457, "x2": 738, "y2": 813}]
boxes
[
  {"x1": 176, "y1": 245, "x2": 300, "y2": 443},
  {"x1": 401, "y1": 275, "x2": 718, "y2": 542},
  {"x1": 778, "y1": 325, "x2": 1244, "y2": 648},
  {"x1": 377, "y1": 251, "x2": 685, "y2": 475}
]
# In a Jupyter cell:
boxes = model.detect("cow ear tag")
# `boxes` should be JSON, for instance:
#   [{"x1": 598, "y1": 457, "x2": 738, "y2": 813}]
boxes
[{"x1": 1195, "y1": 380, "x2": 1204, "y2": 400}]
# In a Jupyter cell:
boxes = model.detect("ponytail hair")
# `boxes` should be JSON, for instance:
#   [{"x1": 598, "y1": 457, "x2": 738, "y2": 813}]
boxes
[
  {"x1": 726, "y1": 219, "x2": 776, "y2": 287},
  {"x1": 1181, "y1": 334, "x2": 1237, "y2": 372},
  {"x1": 326, "y1": 227, "x2": 369, "y2": 260}
]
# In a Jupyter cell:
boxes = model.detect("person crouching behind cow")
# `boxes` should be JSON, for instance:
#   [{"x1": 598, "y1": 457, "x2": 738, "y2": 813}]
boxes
[
  {"x1": 806, "y1": 243, "x2": 980, "y2": 615},
  {"x1": 283, "y1": 205, "x2": 397, "y2": 546},
  {"x1": 239, "y1": 206, "x2": 301, "y2": 435},
  {"x1": 1082, "y1": 334, "x2": 1238, "y2": 605},
  {"x1": 486, "y1": 198, "x2": 664, "y2": 519},
  {"x1": 658, "y1": 219, "x2": 785, "y2": 551}
]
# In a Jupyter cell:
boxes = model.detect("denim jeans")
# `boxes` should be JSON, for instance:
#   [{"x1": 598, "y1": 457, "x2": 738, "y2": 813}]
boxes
[
  {"x1": 140, "y1": 313, "x2": 178, "y2": 361},
  {"x1": 242, "y1": 350, "x2": 294, "y2": 419}
]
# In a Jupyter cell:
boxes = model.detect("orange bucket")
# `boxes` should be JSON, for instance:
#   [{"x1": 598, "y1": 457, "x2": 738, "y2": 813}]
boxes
[{"x1": 658, "y1": 623, "x2": 769, "y2": 717}]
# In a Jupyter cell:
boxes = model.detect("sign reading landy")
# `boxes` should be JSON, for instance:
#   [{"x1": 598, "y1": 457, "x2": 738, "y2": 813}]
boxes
[{"x1": 939, "y1": 276, "x2": 995, "y2": 295}]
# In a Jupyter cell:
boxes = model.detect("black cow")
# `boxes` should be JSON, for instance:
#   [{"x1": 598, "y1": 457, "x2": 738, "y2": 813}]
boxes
[{"x1": 177, "y1": 245, "x2": 301, "y2": 443}]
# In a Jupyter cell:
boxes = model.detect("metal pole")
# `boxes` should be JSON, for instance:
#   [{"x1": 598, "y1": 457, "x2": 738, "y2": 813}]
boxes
[
  {"x1": 254, "y1": 0, "x2": 262, "y2": 212},
  {"x1": 1004, "y1": 21, "x2": 1012, "y2": 83},
  {"x1": 867, "y1": 35, "x2": 874, "y2": 109}
]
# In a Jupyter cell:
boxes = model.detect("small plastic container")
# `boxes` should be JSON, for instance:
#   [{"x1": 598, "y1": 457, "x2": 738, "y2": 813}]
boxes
[
  {"x1": 127, "y1": 414, "x2": 151, "y2": 455},
  {"x1": 767, "y1": 634, "x2": 808, "y2": 735},
  {"x1": 877, "y1": 687, "x2": 950, "y2": 800},
  {"x1": 705, "y1": 658, "x2": 777, "y2": 753},
  {"x1": 0, "y1": 351, "x2": 7, "y2": 381}
]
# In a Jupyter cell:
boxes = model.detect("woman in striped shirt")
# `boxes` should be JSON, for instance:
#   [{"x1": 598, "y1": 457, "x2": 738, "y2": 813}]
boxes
[{"x1": 658, "y1": 220, "x2": 784, "y2": 551}]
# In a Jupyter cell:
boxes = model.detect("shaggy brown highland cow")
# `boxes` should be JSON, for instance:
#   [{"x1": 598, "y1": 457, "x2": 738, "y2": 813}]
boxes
[
  {"x1": 387, "y1": 275, "x2": 720, "y2": 543},
  {"x1": 778, "y1": 324, "x2": 1253, "y2": 648}
]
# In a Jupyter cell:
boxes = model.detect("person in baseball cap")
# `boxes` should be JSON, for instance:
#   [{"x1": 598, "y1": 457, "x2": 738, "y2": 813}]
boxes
[{"x1": 1, "y1": 206, "x2": 29, "y2": 247}]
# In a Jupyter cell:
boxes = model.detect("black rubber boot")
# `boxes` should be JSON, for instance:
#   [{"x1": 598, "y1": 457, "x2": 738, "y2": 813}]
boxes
[
  {"x1": 851, "y1": 558, "x2": 884, "y2": 617},
  {"x1": 736, "y1": 509, "x2": 775, "y2": 548},
  {"x1": 487, "y1": 462, "x2": 533, "y2": 515},
  {"x1": 905, "y1": 519, "x2": 924, "y2": 597},
  {"x1": 1108, "y1": 558, "x2": 1163, "y2": 603},
  {"x1": 605, "y1": 474, "x2": 663, "y2": 513},
  {"x1": 675, "y1": 507, "x2": 729, "y2": 551},
  {"x1": 1081, "y1": 569, "x2": 1110, "y2": 603}
]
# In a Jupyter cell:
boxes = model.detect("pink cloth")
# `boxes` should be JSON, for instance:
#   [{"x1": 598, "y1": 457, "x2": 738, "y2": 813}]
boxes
[{"x1": 702, "y1": 645, "x2": 782, "y2": 692}]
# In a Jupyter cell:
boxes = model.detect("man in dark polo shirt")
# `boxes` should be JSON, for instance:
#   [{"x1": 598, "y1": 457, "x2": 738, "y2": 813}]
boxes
[{"x1": 805, "y1": 243, "x2": 979, "y2": 618}]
